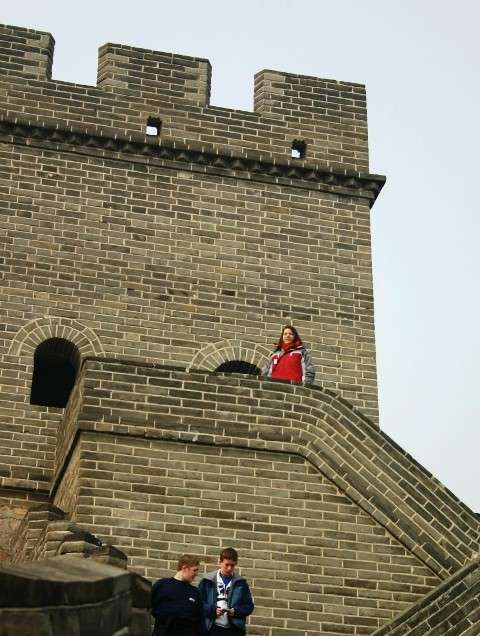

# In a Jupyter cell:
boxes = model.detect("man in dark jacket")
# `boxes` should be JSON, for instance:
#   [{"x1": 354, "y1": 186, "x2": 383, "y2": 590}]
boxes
[
  {"x1": 198, "y1": 547, "x2": 254, "y2": 635},
  {"x1": 151, "y1": 554, "x2": 202, "y2": 636}
]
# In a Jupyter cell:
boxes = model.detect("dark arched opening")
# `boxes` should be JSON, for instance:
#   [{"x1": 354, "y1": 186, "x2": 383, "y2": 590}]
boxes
[
  {"x1": 30, "y1": 338, "x2": 81, "y2": 408},
  {"x1": 214, "y1": 360, "x2": 260, "y2": 375}
]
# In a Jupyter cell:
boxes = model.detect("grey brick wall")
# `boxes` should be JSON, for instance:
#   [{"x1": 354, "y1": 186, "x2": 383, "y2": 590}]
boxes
[
  {"x1": 47, "y1": 359, "x2": 480, "y2": 634},
  {"x1": 52, "y1": 361, "x2": 478, "y2": 578},
  {"x1": 373, "y1": 557, "x2": 480, "y2": 635},
  {"x1": 97, "y1": 42, "x2": 212, "y2": 105},
  {"x1": 0, "y1": 24, "x2": 371, "y2": 171},
  {"x1": 254, "y1": 70, "x2": 369, "y2": 168},
  {"x1": 0, "y1": 24, "x2": 54, "y2": 80},
  {"x1": 2, "y1": 22, "x2": 477, "y2": 635},
  {"x1": 48, "y1": 360, "x2": 479, "y2": 633},
  {"x1": 0, "y1": 22, "x2": 382, "y2": 524},
  {"x1": 66, "y1": 434, "x2": 439, "y2": 635},
  {"x1": 0, "y1": 492, "x2": 49, "y2": 561}
]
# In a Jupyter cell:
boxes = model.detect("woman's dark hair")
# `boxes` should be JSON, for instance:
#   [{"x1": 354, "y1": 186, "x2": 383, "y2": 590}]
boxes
[{"x1": 276, "y1": 324, "x2": 301, "y2": 349}]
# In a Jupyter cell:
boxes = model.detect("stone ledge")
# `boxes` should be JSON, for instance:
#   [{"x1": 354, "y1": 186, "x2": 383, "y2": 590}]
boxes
[
  {"x1": 0, "y1": 555, "x2": 142, "y2": 607},
  {"x1": 0, "y1": 555, "x2": 151, "y2": 635},
  {"x1": 0, "y1": 117, "x2": 385, "y2": 205},
  {"x1": 0, "y1": 483, "x2": 50, "y2": 499}
]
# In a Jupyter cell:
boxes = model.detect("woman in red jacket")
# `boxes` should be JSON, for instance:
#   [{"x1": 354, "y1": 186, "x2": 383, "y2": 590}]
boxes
[{"x1": 264, "y1": 325, "x2": 315, "y2": 385}]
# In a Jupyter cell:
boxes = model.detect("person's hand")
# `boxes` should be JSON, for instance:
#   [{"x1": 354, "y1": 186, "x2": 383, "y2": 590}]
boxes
[
  {"x1": 227, "y1": 608, "x2": 235, "y2": 617},
  {"x1": 215, "y1": 608, "x2": 224, "y2": 617}
]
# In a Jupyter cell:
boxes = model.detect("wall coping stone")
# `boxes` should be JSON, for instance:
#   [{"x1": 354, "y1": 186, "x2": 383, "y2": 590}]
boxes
[
  {"x1": 0, "y1": 555, "x2": 133, "y2": 607},
  {"x1": 0, "y1": 555, "x2": 151, "y2": 635}
]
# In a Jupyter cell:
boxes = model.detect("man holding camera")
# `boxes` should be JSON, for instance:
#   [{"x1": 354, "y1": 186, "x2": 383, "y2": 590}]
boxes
[{"x1": 198, "y1": 547, "x2": 254, "y2": 635}]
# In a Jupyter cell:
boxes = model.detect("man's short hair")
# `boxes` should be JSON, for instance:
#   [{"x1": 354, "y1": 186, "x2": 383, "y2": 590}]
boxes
[
  {"x1": 219, "y1": 547, "x2": 238, "y2": 562},
  {"x1": 177, "y1": 554, "x2": 200, "y2": 570}
]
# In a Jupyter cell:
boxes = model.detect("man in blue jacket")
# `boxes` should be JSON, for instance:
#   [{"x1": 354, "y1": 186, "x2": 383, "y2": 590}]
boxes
[{"x1": 198, "y1": 547, "x2": 254, "y2": 635}]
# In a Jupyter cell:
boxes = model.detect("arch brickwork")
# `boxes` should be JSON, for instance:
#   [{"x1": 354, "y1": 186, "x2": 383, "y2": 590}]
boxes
[
  {"x1": 187, "y1": 339, "x2": 271, "y2": 373},
  {"x1": 7, "y1": 317, "x2": 104, "y2": 359}
]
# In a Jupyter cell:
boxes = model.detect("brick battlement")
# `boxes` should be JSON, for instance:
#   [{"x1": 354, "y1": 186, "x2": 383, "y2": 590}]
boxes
[
  {"x1": 0, "y1": 23, "x2": 373, "y2": 173},
  {"x1": 0, "y1": 24, "x2": 54, "y2": 80},
  {"x1": 97, "y1": 43, "x2": 211, "y2": 105}
]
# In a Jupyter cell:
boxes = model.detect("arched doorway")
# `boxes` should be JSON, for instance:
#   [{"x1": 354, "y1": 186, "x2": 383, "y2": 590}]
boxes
[{"x1": 30, "y1": 338, "x2": 81, "y2": 407}]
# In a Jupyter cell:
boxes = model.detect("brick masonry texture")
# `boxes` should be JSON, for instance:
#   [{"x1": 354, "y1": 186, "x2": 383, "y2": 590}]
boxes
[
  {"x1": 0, "y1": 491, "x2": 49, "y2": 561},
  {"x1": 48, "y1": 360, "x2": 479, "y2": 633},
  {"x1": 373, "y1": 557, "x2": 480, "y2": 635},
  {"x1": 53, "y1": 362, "x2": 479, "y2": 578},
  {"x1": 66, "y1": 434, "x2": 440, "y2": 635},
  {"x1": 0, "y1": 22, "x2": 479, "y2": 635},
  {"x1": 9, "y1": 502, "x2": 65, "y2": 564},
  {"x1": 0, "y1": 24, "x2": 371, "y2": 171},
  {"x1": 0, "y1": 22, "x2": 382, "y2": 506}
]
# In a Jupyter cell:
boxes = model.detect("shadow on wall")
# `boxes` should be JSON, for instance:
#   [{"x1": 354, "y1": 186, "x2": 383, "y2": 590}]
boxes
[
  {"x1": 30, "y1": 338, "x2": 80, "y2": 408},
  {"x1": 214, "y1": 360, "x2": 261, "y2": 375}
]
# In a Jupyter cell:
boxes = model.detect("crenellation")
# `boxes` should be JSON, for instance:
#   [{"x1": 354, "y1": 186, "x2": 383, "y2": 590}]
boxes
[
  {"x1": 0, "y1": 23, "x2": 371, "y2": 171},
  {"x1": 97, "y1": 43, "x2": 212, "y2": 106},
  {"x1": 0, "y1": 24, "x2": 54, "y2": 81}
]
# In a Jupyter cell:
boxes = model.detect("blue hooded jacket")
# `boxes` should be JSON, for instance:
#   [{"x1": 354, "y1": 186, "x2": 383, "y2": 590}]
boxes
[{"x1": 198, "y1": 570, "x2": 254, "y2": 634}]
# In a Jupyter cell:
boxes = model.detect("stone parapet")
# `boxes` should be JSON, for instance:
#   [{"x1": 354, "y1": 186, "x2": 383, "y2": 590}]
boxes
[
  {"x1": 0, "y1": 23, "x2": 373, "y2": 172},
  {"x1": 0, "y1": 555, "x2": 151, "y2": 635},
  {"x1": 97, "y1": 42, "x2": 211, "y2": 106},
  {"x1": 54, "y1": 359, "x2": 478, "y2": 582}
]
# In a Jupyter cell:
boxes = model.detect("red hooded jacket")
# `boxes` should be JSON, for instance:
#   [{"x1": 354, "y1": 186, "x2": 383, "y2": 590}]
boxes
[{"x1": 269, "y1": 341, "x2": 304, "y2": 383}]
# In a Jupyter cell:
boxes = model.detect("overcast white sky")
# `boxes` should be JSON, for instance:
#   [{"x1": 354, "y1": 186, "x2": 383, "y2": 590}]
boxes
[{"x1": 3, "y1": 0, "x2": 479, "y2": 511}]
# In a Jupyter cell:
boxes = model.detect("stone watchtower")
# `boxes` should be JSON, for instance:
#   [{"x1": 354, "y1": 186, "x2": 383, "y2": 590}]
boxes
[{"x1": 0, "y1": 24, "x2": 478, "y2": 635}]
